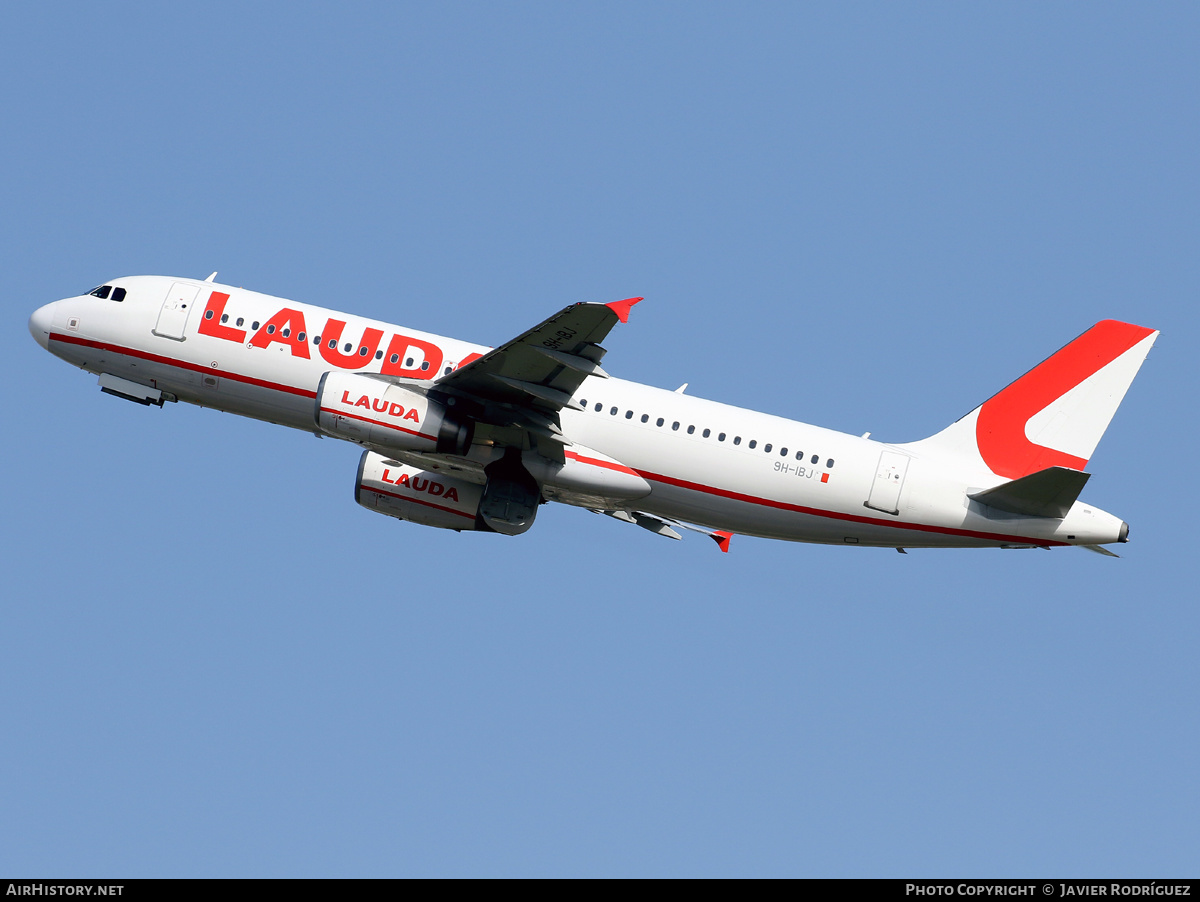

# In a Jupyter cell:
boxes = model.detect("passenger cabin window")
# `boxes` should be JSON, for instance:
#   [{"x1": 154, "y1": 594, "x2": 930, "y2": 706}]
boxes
[
  {"x1": 375, "y1": 350, "x2": 384, "y2": 360},
  {"x1": 238, "y1": 318, "x2": 245, "y2": 327},
  {"x1": 687, "y1": 425, "x2": 695, "y2": 434},
  {"x1": 733, "y1": 436, "x2": 741, "y2": 445},
  {"x1": 748, "y1": 440, "x2": 757, "y2": 449},
  {"x1": 811, "y1": 454, "x2": 819, "y2": 465},
  {"x1": 827, "y1": 459, "x2": 835, "y2": 468},
  {"x1": 640, "y1": 414, "x2": 649, "y2": 423},
  {"x1": 610, "y1": 407, "x2": 618, "y2": 416},
  {"x1": 763, "y1": 443, "x2": 771, "y2": 453},
  {"x1": 595, "y1": 402, "x2": 603, "y2": 412},
  {"x1": 702, "y1": 428, "x2": 710, "y2": 438},
  {"x1": 656, "y1": 417, "x2": 664, "y2": 427},
  {"x1": 625, "y1": 410, "x2": 633, "y2": 419},
  {"x1": 672, "y1": 422, "x2": 680, "y2": 431},
  {"x1": 718, "y1": 433, "x2": 726, "y2": 441}
]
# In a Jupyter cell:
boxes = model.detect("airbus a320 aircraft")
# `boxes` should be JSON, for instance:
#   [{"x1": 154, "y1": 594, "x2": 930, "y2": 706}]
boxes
[{"x1": 29, "y1": 275, "x2": 1157, "y2": 554}]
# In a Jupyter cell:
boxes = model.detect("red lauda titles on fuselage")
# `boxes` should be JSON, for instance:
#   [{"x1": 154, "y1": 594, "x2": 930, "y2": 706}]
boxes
[
  {"x1": 342, "y1": 390, "x2": 421, "y2": 424},
  {"x1": 197, "y1": 290, "x2": 484, "y2": 378},
  {"x1": 378, "y1": 467, "x2": 460, "y2": 502}
]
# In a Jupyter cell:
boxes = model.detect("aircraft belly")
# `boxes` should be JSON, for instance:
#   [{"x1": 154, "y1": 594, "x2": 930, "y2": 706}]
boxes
[
  {"x1": 635, "y1": 478, "x2": 991, "y2": 547},
  {"x1": 57, "y1": 335, "x2": 318, "y2": 432}
]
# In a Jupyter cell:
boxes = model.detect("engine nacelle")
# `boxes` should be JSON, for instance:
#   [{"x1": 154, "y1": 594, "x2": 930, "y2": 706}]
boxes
[
  {"x1": 316, "y1": 371, "x2": 473, "y2": 455},
  {"x1": 356, "y1": 451, "x2": 487, "y2": 531}
]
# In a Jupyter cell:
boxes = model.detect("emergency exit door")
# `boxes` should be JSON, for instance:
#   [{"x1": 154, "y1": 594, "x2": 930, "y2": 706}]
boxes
[
  {"x1": 153, "y1": 282, "x2": 199, "y2": 341},
  {"x1": 865, "y1": 450, "x2": 910, "y2": 515}
]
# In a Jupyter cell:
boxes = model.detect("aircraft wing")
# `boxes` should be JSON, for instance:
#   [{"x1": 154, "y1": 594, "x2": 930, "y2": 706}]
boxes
[{"x1": 431, "y1": 297, "x2": 641, "y2": 451}]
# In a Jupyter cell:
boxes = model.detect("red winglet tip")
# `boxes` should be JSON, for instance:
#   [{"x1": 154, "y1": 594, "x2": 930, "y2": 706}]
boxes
[
  {"x1": 606, "y1": 297, "x2": 643, "y2": 324},
  {"x1": 711, "y1": 530, "x2": 733, "y2": 553}
]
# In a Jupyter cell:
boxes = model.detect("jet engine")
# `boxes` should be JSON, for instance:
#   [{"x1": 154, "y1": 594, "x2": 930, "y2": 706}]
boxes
[
  {"x1": 356, "y1": 452, "x2": 488, "y2": 531},
  {"x1": 316, "y1": 371, "x2": 473, "y2": 455},
  {"x1": 355, "y1": 450, "x2": 543, "y2": 535}
]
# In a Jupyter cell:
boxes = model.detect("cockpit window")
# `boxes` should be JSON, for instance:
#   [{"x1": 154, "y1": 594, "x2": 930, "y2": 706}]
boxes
[{"x1": 87, "y1": 285, "x2": 126, "y2": 301}]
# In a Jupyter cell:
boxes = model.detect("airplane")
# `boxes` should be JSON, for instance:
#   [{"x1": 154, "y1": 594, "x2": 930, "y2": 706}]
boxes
[{"x1": 28, "y1": 274, "x2": 1158, "y2": 554}]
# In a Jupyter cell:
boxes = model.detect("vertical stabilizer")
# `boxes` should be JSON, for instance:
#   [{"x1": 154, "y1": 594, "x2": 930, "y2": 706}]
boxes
[{"x1": 912, "y1": 320, "x2": 1158, "y2": 479}]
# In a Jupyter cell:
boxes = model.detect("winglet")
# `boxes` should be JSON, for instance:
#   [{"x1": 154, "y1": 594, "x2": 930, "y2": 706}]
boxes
[
  {"x1": 710, "y1": 530, "x2": 733, "y2": 553},
  {"x1": 605, "y1": 297, "x2": 643, "y2": 324}
]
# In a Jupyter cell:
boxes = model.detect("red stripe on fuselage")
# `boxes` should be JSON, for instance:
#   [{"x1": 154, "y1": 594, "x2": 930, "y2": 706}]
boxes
[
  {"x1": 48, "y1": 333, "x2": 1065, "y2": 546},
  {"x1": 48, "y1": 332, "x2": 317, "y2": 398},
  {"x1": 634, "y1": 468, "x2": 1067, "y2": 546}
]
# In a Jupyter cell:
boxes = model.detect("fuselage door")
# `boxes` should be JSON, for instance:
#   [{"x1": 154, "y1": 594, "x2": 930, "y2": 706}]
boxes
[
  {"x1": 865, "y1": 450, "x2": 910, "y2": 515},
  {"x1": 153, "y1": 282, "x2": 199, "y2": 341}
]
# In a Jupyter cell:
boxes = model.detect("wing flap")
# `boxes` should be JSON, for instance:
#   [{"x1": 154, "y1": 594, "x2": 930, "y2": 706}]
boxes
[
  {"x1": 530, "y1": 345, "x2": 610, "y2": 378},
  {"x1": 488, "y1": 374, "x2": 584, "y2": 410}
]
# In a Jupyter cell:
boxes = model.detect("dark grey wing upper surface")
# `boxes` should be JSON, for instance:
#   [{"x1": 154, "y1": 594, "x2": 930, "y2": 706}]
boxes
[
  {"x1": 430, "y1": 298, "x2": 640, "y2": 455},
  {"x1": 435, "y1": 299, "x2": 639, "y2": 409}
]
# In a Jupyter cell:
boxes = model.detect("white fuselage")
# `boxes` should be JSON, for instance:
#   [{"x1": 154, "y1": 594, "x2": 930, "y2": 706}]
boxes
[{"x1": 29, "y1": 275, "x2": 1128, "y2": 549}]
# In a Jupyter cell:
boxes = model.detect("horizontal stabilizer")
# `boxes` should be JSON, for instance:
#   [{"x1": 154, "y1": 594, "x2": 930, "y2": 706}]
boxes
[{"x1": 968, "y1": 466, "x2": 1090, "y2": 518}]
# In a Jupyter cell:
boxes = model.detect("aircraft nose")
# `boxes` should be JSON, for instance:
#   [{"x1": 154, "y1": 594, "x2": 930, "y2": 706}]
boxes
[{"x1": 28, "y1": 302, "x2": 55, "y2": 350}]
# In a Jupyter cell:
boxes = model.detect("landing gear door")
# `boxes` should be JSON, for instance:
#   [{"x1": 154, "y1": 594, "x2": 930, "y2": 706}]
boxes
[
  {"x1": 865, "y1": 450, "x2": 910, "y2": 515},
  {"x1": 153, "y1": 282, "x2": 200, "y2": 341}
]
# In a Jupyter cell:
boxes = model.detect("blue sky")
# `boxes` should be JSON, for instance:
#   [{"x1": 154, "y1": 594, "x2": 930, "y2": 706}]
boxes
[{"x1": 2, "y1": 2, "x2": 1196, "y2": 877}]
